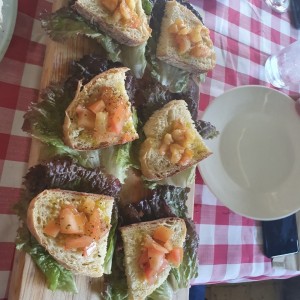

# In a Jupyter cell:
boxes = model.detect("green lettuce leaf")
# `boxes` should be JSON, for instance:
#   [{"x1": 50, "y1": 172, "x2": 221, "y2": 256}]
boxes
[
  {"x1": 101, "y1": 237, "x2": 128, "y2": 300},
  {"x1": 146, "y1": 38, "x2": 191, "y2": 93},
  {"x1": 147, "y1": 280, "x2": 173, "y2": 300},
  {"x1": 40, "y1": 7, "x2": 121, "y2": 62},
  {"x1": 142, "y1": 0, "x2": 154, "y2": 15},
  {"x1": 103, "y1": 206, "x2": 118, "y2": 274},
  {"x1": 101, "y1": 144, "x2": 132, "y2": 184},
  {"x1": 120, "y1": 43, "x2": 147, "y2": 79},
  {"x1": 16, "y1": 225, "x2": 78, "y2": 293}
]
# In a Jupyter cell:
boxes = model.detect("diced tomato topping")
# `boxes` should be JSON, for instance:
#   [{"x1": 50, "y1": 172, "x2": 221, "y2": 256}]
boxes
[
  {"x1": 163, "y1": 240, "x2": 173, "y2": 252},
  {"x1": 158, "y1": 258, "x2": 169, "y2": 273},
  {"x1": 107, "y1": 102, "x2": 128, "y2": 134},
  {"x1": 139, "y1": 225, "x2": 183, "y2": 282},
  {"x1": 59, "y1": 206, "x2": 86, "y2": 235},
  {"x1": 83, "y1": 241, "x2": 97, "y2": 257},
  {"x1": 43, "y1": 200, "x2": 111, "y2": 256},
  {"x1": 138, "y1": 248, "x2": 149, "y2": 270},
  {"x1": 166, "y1": 247, "x2": 183, "y2": 267},
  {"x1": 87, "y1": 100, "x2": 105, "y2": 114},
  {"x1": 64, "y1": 235, "x2": 94, "y2": 250},
  {"x1": 143, "y1": 235, "x2": 169, "y2": 254},
  {"x1": 143, "y1": 265, "x2": 157, "y2": 284},
  {"x1": 43, "y1": 219, "x2": 60, "y2": 238},
  {"x1": 153, "y1": 226, "x2": 174, "y2": 243},
  {"x1": 147, "y1": 247, "x2": 165, "y2": 272},
  {"x1": 76, "y1": 105, "x2": 96, "y2": 130}
]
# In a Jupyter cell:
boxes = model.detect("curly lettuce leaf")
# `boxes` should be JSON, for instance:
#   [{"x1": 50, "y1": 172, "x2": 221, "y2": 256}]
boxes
[
  {"x1": 40, "y1": 7, "x2": 121, "y2": 62},
  {"x1": 23, "y1": 84, "x2": 73, "y2": 151},
  {"x1": 137, "y1": 76, "x2": 199, "y2": 123},
  {"x1": 23, "y1": 158, "x2": 121, "y2": 197},
  {"x1": 195, "y1": 120, "x2": 219, "y2": 139}
]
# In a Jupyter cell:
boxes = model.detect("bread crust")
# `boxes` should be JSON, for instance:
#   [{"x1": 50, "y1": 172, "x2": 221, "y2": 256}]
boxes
[
  {"x1": 63, "y1": 67, "x2": 139, "y2": 150},
  {"x1": 73, "y1": 0, "x2": 151, "y2": 46},
  {"x1": 27, "y1": 189, "x2": 114, "y2": 277},
  {"x1": 139, "y1": 100, "x2": 212, "y2": 181}
]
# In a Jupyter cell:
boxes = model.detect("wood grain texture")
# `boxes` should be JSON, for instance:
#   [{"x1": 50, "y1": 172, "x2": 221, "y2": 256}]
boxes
[{"x1": 8, "y1": 0, "x2": 193, "y2": 298}]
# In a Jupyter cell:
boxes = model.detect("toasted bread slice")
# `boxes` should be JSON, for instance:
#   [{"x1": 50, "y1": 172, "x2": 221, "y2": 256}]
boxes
[
  {"x1": 120, "y1": 217, "x2": 186, "y2": 300},
  {"x1": 27, "y1": 189, "x2": 114, "y2": 277},
  {"x1": 139, "y1": 100, "x2": 212, "y2": 180},
  {"x1": 72, "y1": 0, "x2": 151, "y2": 46},
  {"x1": 63, "y1": 67, "x2": 138, "y2": 150},
  {"x1": 156, "y1": 0, "x2": 216, "y2": 73}
]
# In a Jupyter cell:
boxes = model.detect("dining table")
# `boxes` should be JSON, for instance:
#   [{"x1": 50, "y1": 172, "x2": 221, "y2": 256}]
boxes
[{"x1": 1, "y1": 0, "x2": 300, "y2": 299}]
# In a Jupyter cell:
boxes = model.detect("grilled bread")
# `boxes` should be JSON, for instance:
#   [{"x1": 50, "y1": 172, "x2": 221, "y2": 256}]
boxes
[
  {"x1": 63, "y1": 67, "x2": 138, "y2": 150},
  {"x1": 139, "y1": 100, "x2": 212, "y2": 180},
  {"x1": 27, "y1": 189, "x2": 114, "y2": 277},
  {"x1": 156, "y1": 0, "x2": 216, "y2": 73},
  {"x1": 73, "y1": 0, "x2": 151, "y2": 46},
  {"x1": 120, "y1": 217, "x2": 187, "y2": 300}
]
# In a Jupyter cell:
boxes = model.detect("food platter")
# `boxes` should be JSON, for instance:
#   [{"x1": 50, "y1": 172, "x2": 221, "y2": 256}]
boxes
[
  {"x1": 8, "y1": 0, "x2": 197, "y2": 299},
  {"x1": 200, "y1": 85, "x2": 300, "y2": 220},
  {"x1": 0, "y1": 0, "x2": 17, "y2": 61}
]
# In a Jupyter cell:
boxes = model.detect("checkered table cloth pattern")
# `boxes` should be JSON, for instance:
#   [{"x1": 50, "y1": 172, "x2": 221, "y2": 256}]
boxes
[{"x1": 0, "y1": 0, "x2": 300, "y2": 298}]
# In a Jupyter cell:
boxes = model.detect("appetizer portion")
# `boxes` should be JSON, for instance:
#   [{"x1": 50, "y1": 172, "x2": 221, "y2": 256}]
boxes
[
  {"x1": 63, "y1": 67, "x2": 138, "y2": 150},
  {"x1": 139, "y1": 100, "x2": 212, "y2": 180},
  {"x1": 72, "y1": 0, "x2": 151, "y2": 46},
  {"x1": 27, "y1": 189, "x2": 114, "y2": 277},
  {"x1": 156, "y1": 0, "x2": 216, "y2": 73},
  {"x1": 120, "y1": 217, "x2": 186, "y2": 300}
]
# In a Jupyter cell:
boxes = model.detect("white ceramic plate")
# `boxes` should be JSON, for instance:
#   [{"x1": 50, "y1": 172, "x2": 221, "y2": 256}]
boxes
[
  {"x1": 0, "y1": 0, "x2": 17, "y2": 62},
  {"x1": 199, "y1": 85, "x2": 300, "y2": 220}
]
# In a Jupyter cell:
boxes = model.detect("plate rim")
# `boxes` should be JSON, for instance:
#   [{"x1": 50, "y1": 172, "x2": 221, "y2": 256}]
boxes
[
  {"x1": 199, "y1": 85, "x2": 300, "y2": 221},
  {"x1": 0, "y1": 0, "x2": 18, "y2": 62}
]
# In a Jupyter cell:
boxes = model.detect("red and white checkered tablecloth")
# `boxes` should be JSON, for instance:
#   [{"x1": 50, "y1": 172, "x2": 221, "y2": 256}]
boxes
[{"x1": 0, "y1": 0, "x2": 300, "y2": 298}]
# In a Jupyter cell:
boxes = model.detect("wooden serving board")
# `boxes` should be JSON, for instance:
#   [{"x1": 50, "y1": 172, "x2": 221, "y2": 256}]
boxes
[{"x1": 8, "y1": 0, "x2": 193, "y2": 299}]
